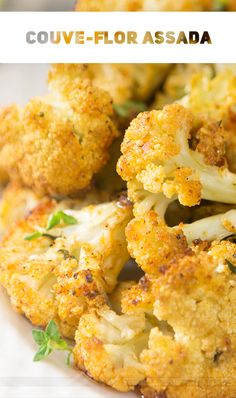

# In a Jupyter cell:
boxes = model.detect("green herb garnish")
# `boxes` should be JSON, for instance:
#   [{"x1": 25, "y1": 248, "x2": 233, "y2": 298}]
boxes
[
  {"x1": 114, "y1": 100, "x2": 147, "y2": 118},
  {"x1": 24, "y1": 231, "x2": 43, "y2": 241},
  {"x1": 24, "y1": 211, "x2": 78, "y2": 241},
  {"x1": 46, "y1": 210, "x2": 77, "y2": 230},
  {"x1": 226, "y1": 259, "x2": 236, "y2": 274},
  {"x1": 32, "y1": 320, "x2": 73, "y2": 365}
]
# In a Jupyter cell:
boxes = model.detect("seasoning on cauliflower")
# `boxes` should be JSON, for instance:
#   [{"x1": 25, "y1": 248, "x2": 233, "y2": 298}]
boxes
[
  {"x1": 0, "y1": 197, "x2": 132, "y2": 338},
  {"x1": 0, "y1": 64, "x2": 118, "y2": 196},
  {"x1": 76, "y1": 0, "x2": 214, "y2": 11},
  {"x1": 117, "y1": 104, "x2": 236, "y2": 216}
]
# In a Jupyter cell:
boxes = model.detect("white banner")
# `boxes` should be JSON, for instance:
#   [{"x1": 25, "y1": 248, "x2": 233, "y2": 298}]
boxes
[{"x1": 0, "y1": 12, "x2": 235, "y2": 63}]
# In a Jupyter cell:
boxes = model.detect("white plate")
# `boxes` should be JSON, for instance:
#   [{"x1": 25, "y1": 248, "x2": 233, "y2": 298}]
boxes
[{"x1": 0, "y1": 287, "x2": 135, "y2": 398}]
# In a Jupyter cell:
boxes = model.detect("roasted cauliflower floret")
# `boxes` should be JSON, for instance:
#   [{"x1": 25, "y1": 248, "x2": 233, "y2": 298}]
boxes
[
  {"x1": 87, "y1": 64, "x2": 170, "y2": 105},
  {"x1": 180, "y1": 71, "x2": 236, "y2": 130},
  {"x1": 73, "y1": 306, "x2": 150, "y2": 391},
  {"x1": 126, "y1": 211, "x2": 188, "y2": 275},
  {"x1": 76, "y1": 0, "x2": 214, "y2": 11},
  {"x1": 53, "y1": 63, "x2": 169, "y2": 106},
  {"x1": 139, "y1": 249, "x2": 236, "y2": 398},
  {"x1": 179, "y1": 71, "x2": 236, "y2": 173},
  {"x1": 0, "y1": 64, "x2": 118, "y2": 196},
  {"x1": 153, "y1": 64, "x2": 214, "y2": 110},
  {"x1": 74, "y1": 243, "x2": 236, "y2": 396},
  {"x1": 0, "y1": 198, "x2": 132, "y2": 338},
  {"x1": 117, "y1": 104, "x2": 236, "y2": 216},
  {"x1": 126, "y1": 204, "x2": 236, "y2": 275}
]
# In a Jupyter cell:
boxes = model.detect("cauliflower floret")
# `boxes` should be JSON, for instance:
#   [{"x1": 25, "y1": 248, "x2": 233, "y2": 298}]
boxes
[
  {"x1": 53, "y1": 63, "x2": 170, "y2": 106},
  {"x1": 0, "y1": 198, "x2": 132, "y2": 338},
  {"x1": 0, "y1": 64, "x2": 118, "y2": 196},
  {"x1": 178, "y1": 71, "x2": 236, "y2": 173},
  {"x1": 74, "y1": 244, "x2": 236, "y2": 396},
  {"x1": 153, "y1": 64, "x2": 214, "y2": 110},
  {"x1": 179, "y1": 71, "x2": 236, "y2": 130},
  {"x1": 73, "y1": 306, "x2": 150, "y2": 391},
  {"x1": 139, "y1": 249, "x2": 236, "y2": 398},
  {"x1": 76, "y1": 0, "x2": 214, "y2": 11},
  {"x1": 126, "y1": 203, "x2": 236, "y2": 275},
  {"x1": 86, "y1": 64, "x2": 170, "y2": 105},
  {"x1": 109, "y1": 281, "x2": 136, "y2": 314},
  {"x1": 126, "y1": 211, "x2": 188, "y2": 275},
  {"x1": 117, "y1": 104, "x2": 236, "y2": 216}
]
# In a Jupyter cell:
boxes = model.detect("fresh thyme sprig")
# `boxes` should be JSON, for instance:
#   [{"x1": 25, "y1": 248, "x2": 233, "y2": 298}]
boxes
[
  {"x1": 24, "y1": 210, "x2": 78, "y2": 241},
  {"x1": 32, "y1": 320, "x2": 73, "y2": 365}
]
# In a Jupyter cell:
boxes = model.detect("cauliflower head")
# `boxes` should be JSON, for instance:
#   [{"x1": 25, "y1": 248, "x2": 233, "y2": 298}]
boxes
[
  {"x1": 117, "y1": 104, "x2": 236, "y2": 216},
  {"x1": 0, "y1": 64, "x2": 118, "y2": 196},
  {"x1": 0, "y1": 197, "x2": 132, "y2": 338}
]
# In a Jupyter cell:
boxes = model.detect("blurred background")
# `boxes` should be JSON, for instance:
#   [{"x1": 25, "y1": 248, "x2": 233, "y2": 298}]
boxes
[
  {"x1": 0, "y1": 1, "x2": 77, "y2": 106},
  {"x1": 0, "y1": 0, "x2": 75, "y2": 11}
]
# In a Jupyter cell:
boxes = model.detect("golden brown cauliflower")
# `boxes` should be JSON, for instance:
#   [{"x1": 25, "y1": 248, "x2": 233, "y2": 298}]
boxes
[
  {"x1": 76, "y1": 0, "x2": 214, "y2": 11},
  {"x1": 179, "y1": 70, "x2": 236, "y2": 130},
  {"x1": 153, "y1": 64, "x2": 214, "y2": 110},
  {"x1": 177, "y1": 70, "x2": 236, "y2": 173},
  {"x1": 73, "y1": 244, "x2": 236, "y2": 396},
  {"x1": 126, "y1": 211, "x2": 188, "y2": 276},
  {"x1": 0, "y1": 64, "x2": 118, "y2": 196},
  {"x1": 0, "y1": 182, "x2": 40, "y2": 236},
  {"x1": 74, "y1": 305, "x2": 151, "y2": 391},
  {"x1": 117, "y1": 104, "x2": 236, "y2": 216},
  {"x1": 53, "y1": 63, "x2": 170, "y2": 107},
  {"x1": 126, "y1": 204, "x2": 236, "y2": 276},
  {"x1": 86, "y1": 64, "x2": 170, "y2": 105},
  {"x1": 0, "y1": 197, "x2": 132, "y2": 338},
  {"x1": 140, "y1": 248, "x2": 236, "y2": 398}
]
